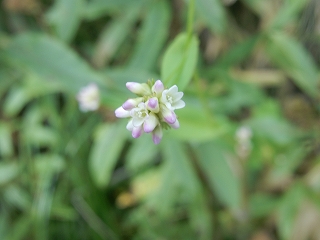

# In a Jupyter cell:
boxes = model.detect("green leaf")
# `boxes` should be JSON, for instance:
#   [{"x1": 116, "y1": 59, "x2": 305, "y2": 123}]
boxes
[
  {"x1": 0, "y1": 122, "x2": 13, "y2": 157},
  {"x1": 23, "y1": 126, "x2": 59, "y2": 148},
  {"x1": 34, "y1": 154, "x2": 66, "y2": 177},
  {"x1": 46, "y1": 0, "x2": 84, "y2": 42},
  {"x1": 83, "y1": 0, "x2": 147, "y2": 20},
  {"x1": 215, "y1": 35, "x2": 259, "y2": 68},
  {"x1": 270, "y1": 0, "x2": 309, "y2": 30},
  {"x1": 92, "y1": 7, "x2": 141, "y2": 68},
  {"x1": 188, "y1": 192, "x2": 213, "y2": 240},
  {"x1": 249, "y1": 193, "x2": 278, "y2": 218},
  {"x1": 241, "y1": 0, "x2": 270, "y2": 16},
  {"x1": 0, "y1": 162, "x2": 19, "y2": 185},
  {"x1": 195, "y1": 141, "x2": 242, "y2": 209},
  {"x1": 248, "y1": 117, "x2": 299, "y2": 145},
  {"x1": 172, "y1": 103, "x2": 230, "y2": 142},
  {"x1": 161, "y1": 33, "x2": 198, "y2": 90},
  {"x1": 3, "y1": 75, "x2": 61, "y2": 117},
  {"x1": 161, "y1": 138, "x2": 200, "y2": 197},
  {"x1": 194, "y1": 0, "x2": 227, "y2": 34},
  {"x1": 89, "y1": 122, "x2": 127, "y2": 188},
  {"x1": 126, "y1": 135, "x2": 158, "y2": 173},
  {"x1": 3, "y1": 85, "x2": 29, "y2": 117},
  {"x1": 4, "y1": 33, "x2": 105, "y2": 93},
  {"x1": 128, "y1": 1, "x2": 171, "y2": 71},
  {"x1": 3, "y1": 185, "x2": 31, "y2": 211},
  {"x1": 148, "y1": 138, "x2": 201, "y2": 217},
  {"x1": 265, "y1": 32, "x2": 318, "y2": 98},
  {"x1": 277, "y1": 183, "x2": 306, "y2": 240},
  {"x1": 8, "y1": 215, "x2": 33, "y2": 240}
]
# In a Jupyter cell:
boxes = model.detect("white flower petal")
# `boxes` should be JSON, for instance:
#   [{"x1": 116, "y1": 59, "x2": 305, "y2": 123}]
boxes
[
  {"x1": 126, "y1": 119, "x2": 134, "y2": 131},
  {"x1": 167, "y1": 85, "x2": 178, "y2": 95},
  {"x1": 77, "y1": 83, "x2": 100, "y2": 112},
  {"x1": 132, "y1": 117, "x2": 144, "y2": 127},
  {"x1": 173, "y1": 92, "x2": 183, "y2": 101},
  {"x1": 172, "y1": 100, "x2": 185, "y2": 109},
  {"x1": 143, "y1": 113, "x2": 158, "y2": 133}
]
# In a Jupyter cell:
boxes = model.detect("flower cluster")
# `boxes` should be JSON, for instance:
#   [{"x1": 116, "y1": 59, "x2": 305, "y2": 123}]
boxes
[
  {"x1": 77, "y1": 83, "x2": 100, "y2": 112},
  {"x1": 115, "y1": 80, "x2": 185, "y2": 144}
]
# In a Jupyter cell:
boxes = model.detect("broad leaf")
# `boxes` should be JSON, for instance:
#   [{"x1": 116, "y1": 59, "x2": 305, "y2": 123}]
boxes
[{"x1": 161, "y1": 33, "x2": 198, "y2": 90}]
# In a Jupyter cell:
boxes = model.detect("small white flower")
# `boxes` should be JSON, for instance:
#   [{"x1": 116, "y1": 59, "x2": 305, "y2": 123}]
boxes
[
  {"x1": 236, "y1": 126, "x2": 252, "y2": 142},
  {"x1": 130, "y1": 103, "x2": 149, "y2": 127},
  {"x1": 161, "y1": 85, "x2": 185, "y2": 110},
  {"x1": 235, "y1": 126, "x2": 253, "y2": 160},
  {"x1": 130, "y1": 103, "x2": 158, "y2": 133},
  {"x1": 115, "y1": 80, "x2": 185, "y2": 144},
  {"x1": 77, "y1": 83, "x2": 100, "y2": 112}
]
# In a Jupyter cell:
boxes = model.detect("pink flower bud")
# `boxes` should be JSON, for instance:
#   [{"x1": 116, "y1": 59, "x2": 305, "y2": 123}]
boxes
[
  {"x1": 169, "y1": 119, "x2": 180, "y2": 129},
  {"x1": 152, "y1": 80, "x2": 164, "y2": 95},
  {"x1": 122, "y1": 97, "x2": 144, "y2": 110},
  {"x1": 161, "y1": 105, "x2": 176, "y2": 124},
  {"x1": 146, "y1": 97, "x2": 159, "y2": 113},
  {"x1": 152, "y1": 125, "x2": 163, "y2": 145},
  {"x1": 132, "y1": 126, "x2": 143, "y2": 138},
  {"x1": 115, "y1": 107, "x2": 131, "y2": 118},
  {"x1": 126, "y1": 82, "x2": 151, "y2": 95}
]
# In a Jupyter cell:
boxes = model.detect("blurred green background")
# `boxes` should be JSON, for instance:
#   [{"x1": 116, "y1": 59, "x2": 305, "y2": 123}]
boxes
[{"x1": 0, "y1": 0, "x2": 320, "y2": 239}]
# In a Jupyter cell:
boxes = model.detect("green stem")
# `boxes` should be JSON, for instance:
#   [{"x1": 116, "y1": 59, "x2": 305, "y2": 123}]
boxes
[
  {"x1": 187, "y1": 0, "x2": 195, "y2": 40},
  {"x1": 194, "y1": 71, "x2": 216, "y2": 126}
]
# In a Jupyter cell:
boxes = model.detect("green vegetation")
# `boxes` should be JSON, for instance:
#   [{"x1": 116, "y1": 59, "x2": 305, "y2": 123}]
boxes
[{"x1": 0, "y1": 0, "x2": 319, "y2": 239}]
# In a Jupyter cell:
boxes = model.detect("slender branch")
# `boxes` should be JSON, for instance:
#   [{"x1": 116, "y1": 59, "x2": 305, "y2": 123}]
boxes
[{"x1": 187, "y1": 0, "x2": 195, "y2": 39}]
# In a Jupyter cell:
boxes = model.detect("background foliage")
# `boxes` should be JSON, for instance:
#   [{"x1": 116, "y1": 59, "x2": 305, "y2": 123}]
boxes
[{"x1": 0, "y1": 0, "x2": 320, "y2": 239}]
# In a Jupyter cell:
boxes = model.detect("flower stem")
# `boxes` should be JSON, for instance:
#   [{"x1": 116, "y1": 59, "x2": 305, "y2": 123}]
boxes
[
  {"x1": 194, "y1": 71, "x2": 216, "y2": 126},
  {"x1": 187, "y1": 0, "x2": 195, "y2": 40}
]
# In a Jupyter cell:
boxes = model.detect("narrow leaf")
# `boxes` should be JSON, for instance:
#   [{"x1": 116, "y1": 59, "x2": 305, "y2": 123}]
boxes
[
  {"x1": 128, "y1": 1, "x2": 171, "y2": 71},
  {"x1": 46, "y1": 0, "x2": 84, "y2": 42},
  {"x1": 194, "y1": 0, "x2": 227, "y2": 34},
  {"x1": 4, "y1": 33, "x2": 105, "y2": 93},
  {"x1": 195, "y1": 141, "x2": 242, "y2": 209},
  {"x1": 89, "y1": 122, "x2": 127, "y2": 188},
  {"x1": 265, "y1": 32, "x2": 318, "y2": 98}
]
